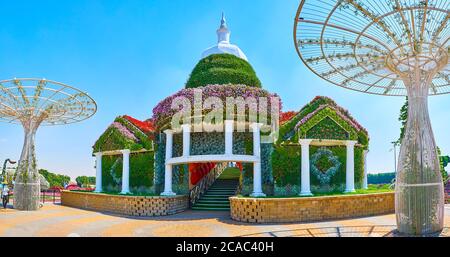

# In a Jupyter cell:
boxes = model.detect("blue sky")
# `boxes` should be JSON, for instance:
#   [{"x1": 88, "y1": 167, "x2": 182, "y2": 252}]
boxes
[{"x1": 0, "y1": 0, "x2": 448, "y2": 180}]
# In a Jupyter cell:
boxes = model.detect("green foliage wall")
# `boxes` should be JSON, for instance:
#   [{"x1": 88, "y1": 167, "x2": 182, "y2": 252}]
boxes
[
  {"x1": 278, "y1": 96, "x2": 369, "y2": 149},
  {"x1": 279, "y1": 97, "x2": 335, "y2": 144},
  {"x1": 191, "y1": 132, "x2": 225, "y2": 155},
  {"x1": 272, "y1": 145, "x2": 301, "y2": 188},
  {"x1": 101, "y1": 152, "x2": 155, "y2": 194},
  {"x1": 186, "y1": 54, "x2": 262, "y2": 88},
  {"x1": 153, "y1": 134, "x2": 193, "y2": 195},
  {"x1": 93, "y1": 116, "x2": 153, "y2": 153},
  {"x1": 306, "y1": 117, "x2": 349, "y2": 140},
  {"x1": 173, "y1": 164, "x2": 189, "y2": 194},
  {"x1": 239, "y1": 134, "x2": 273, "y2": 196},
  {"x1": 154, "y1": 133, "x2": 165, "y2": 194},
  {"x1": 261, "y1": 143, "x2": 275, "y2": 195},
  {"x1": 271, "y1": 145, "x2": 365, "y2": 196}
]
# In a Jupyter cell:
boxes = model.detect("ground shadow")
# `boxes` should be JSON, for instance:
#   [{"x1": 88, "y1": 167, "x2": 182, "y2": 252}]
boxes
[{"x1": 238, "y1": 225, "x2": 450, "y2": 237}]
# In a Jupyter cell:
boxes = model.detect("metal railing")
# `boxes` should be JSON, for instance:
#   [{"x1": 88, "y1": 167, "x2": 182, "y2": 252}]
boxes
[
  {"x1": 40, "y1": 189, "x2": 61, "y2": 204},
  {"x1": 189, "y1": 162, "x2": 227, "y2": 207}
]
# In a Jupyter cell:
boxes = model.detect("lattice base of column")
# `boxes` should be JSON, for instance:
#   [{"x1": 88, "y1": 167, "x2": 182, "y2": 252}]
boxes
[{"x1": 13, "y1": 182, "x2": 41, "y2": 211}]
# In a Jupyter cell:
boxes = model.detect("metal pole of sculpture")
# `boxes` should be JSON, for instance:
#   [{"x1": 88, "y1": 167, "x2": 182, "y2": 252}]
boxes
[
  {"x1": 0, "y1": 78, "x2": 97, "y2": 211},
  {"x1": 294, "y1": 0, "x2": 449, "y2": 235}
]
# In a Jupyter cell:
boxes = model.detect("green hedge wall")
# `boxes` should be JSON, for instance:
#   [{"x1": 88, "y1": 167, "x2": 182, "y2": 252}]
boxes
[
  {"x1": 101, "y1": 151, "x2": 155, "y2": 194},
  {"x1": 306, "y1": 117, "x2": 349, "y2": 140},
  {"x1": 191, "y1": 132, "x2": 225, "y2": 155},
  {"x1": 186, "y1": 54, "x2": 262, "y2": 88},
  {"x1": 271, "y1": 144, "x2": 364, "y2": 196},
  {"x1": 102, "y1": 155, "x2": 123, "y2": 193},
  {"x1": 93, "y1": 116, "x2": 153, "y2": 153},
  {"x1": 240, "y1": 134, "x2": 274, "y2": 196},
  {"x1": 279, "y1": 97, "x2": 334, "y2": 144},
  {"x1": 173, "y1": 164, "x2": 189, "y2": 194},
  {"x1": 278, "y1": 96, "x2": 369, "y2": 149},
  {"x1": 154, "y1": 133, "x2": 165, "y2": 194}
]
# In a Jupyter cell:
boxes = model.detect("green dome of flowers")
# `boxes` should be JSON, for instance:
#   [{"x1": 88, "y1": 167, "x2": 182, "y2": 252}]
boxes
[{"x1": 185, "y1": 54, "x2": 262, "y2": 88}]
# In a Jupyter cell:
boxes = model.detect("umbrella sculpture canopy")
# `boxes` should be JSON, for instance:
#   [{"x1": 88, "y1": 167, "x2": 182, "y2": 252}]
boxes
[
  {"x1": 294, "y1": 0, "x2": 449, "y2": 236},
  {"x1": 0, "y1": 78, "x2": 96, "y2": 126},
  {"x1": 294, "y1": 0, "x2": 449, "y2": 96},
  {"x1": 0, "y1": 78, "x2": 96, "y2": 211}
]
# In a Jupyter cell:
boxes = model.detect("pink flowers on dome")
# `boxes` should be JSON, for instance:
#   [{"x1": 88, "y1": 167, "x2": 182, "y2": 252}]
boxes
[{"x1": 152, "y1": 84, "x2": 281, "y2": 129}]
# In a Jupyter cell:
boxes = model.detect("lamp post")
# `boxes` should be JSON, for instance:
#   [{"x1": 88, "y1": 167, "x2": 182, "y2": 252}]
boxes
[
  {"x1": 0, "y1": 78, "x2": 97, "y2": 210},
  {"x1": 294, "y1": 0, "x2": 449, "y2": 235}
]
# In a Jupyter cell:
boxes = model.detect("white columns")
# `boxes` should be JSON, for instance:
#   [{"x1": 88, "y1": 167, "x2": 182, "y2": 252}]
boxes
[
  {"x1": 161, "y1": 130, "x2": 176, "y2": 196},
  {"x1": 363, "y1": 149, "x2": 369, "y2": 189},
  {"x1": 250, "y1": 123, "x2": 265, "y2": 197},
  {"x1": 94, "y1": 152, "x2": 103, "y2": 193},
  {"x1": 182, "y1": 124, "x2": 191, "y2": 157},
  {"x1": 299, "y1": 139, "x2": 313, "y2": 196},
  {"x1": 120, "y1": 149, "x2": 131, "y2": 194},
  {"x1": 345, "y1": 140, "x2": 357, "y2": 193},
  {"x1": 225, "y1": 120, "x2": 234, "y2": 155}
]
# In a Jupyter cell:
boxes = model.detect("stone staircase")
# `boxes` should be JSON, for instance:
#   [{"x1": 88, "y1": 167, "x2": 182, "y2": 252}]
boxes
[{"x1": 191, "y1": 168, "x2": 240, "y2": 211}]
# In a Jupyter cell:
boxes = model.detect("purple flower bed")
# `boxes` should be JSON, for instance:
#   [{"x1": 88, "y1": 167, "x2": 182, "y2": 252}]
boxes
[{"x1": 152, "y1": 84, "x2": 282, "y2": 129}]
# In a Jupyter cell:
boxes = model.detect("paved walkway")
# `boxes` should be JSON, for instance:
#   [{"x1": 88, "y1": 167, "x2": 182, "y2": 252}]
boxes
[{"x1": 1, "y1": 204, "x2": 450, "y2": 237}]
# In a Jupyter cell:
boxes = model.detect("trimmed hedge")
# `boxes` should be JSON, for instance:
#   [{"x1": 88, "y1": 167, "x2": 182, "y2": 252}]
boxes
[{"x1": 186, "y1": 54, "x2": 262, "y2": 88}]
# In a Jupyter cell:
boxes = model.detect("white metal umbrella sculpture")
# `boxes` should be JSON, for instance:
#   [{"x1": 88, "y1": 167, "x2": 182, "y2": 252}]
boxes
[
  {"x1": 0, "y1": 78, "x2": 97, "y2": 210},
  {"x1": 294, "y1": 0, "x2": 449, "y2": 235}
]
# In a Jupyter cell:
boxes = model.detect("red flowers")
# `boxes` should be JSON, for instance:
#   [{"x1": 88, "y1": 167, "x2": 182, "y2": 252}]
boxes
[
  {"x1": 280, "y1": 111, "x2": 297, "y2": 124},
  {"x1": 124, "y1": 115, "x2": 155, "y2": 134}
]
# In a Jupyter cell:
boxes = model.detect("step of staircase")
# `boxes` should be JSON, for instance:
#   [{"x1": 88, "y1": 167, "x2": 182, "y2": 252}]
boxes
[
  {"x1": 192, "y1": 206, "x2": 230, "y2": 211},
  {"x1": 191, "y1": 167, "x2": 240, "y2": 211}
]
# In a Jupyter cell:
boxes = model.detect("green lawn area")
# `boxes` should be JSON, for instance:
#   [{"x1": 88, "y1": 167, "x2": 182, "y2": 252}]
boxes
[
  {"x1": 238, "y1": 184, "x2": 393, "y2": 198},
  {"x1": 219, "y1": 167, "x2": 241, "y2": 180}
]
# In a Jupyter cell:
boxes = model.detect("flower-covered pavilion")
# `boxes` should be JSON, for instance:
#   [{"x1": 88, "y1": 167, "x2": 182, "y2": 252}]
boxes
[{"x1": 88, "y1": 15, "x2": 370, "y2": 215}]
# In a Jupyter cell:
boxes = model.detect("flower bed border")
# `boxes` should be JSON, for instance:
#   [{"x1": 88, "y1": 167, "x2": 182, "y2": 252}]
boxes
[
  {"x1": 61, "y1": 191, "x2": 188, "y2": 217},
  {"x1": 230, "y1": 192, "x2": 394, "y2": 223}
]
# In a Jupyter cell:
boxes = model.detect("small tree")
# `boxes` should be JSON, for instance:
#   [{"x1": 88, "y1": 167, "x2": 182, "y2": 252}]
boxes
[
  {"x1": 75, "y1": 176, "x2": 96, "y2": 188},
  {"x1": 397, "y1": 97, "x2": 408, "y2": 144},
  {"x1": 38, "y1": 169, "x2": 70, "y2": 188},
  {"x1": 437, "y1": 148, "x2": 449, "y2": 184}
]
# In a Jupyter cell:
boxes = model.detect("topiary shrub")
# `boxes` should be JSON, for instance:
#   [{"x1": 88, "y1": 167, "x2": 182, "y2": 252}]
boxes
[{"x1": 186, "y1": 54, "x2": 262, "y2": 88}]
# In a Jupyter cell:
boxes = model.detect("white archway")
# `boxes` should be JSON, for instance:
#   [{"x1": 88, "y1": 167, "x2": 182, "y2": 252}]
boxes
[{"x1": 161, "y1": 120, "x2": 266, "y2": 197}]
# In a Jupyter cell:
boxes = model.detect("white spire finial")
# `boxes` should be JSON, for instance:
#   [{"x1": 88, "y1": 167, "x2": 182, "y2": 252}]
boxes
[
  {"x1": 220, "y1": 12, "x2": 227, "y2": 29},
  {"x1": 201, "y1": 12, "x2": 248, "y2": 61},
  {"x1": 217, "y1": 12, "x2": 230, "y2": 43}
]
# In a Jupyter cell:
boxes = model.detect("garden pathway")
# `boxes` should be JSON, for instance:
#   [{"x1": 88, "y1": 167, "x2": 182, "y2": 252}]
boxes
[{"x1": 1, "y1": 204, "x2": 449, "y2": 237}]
